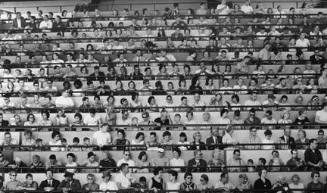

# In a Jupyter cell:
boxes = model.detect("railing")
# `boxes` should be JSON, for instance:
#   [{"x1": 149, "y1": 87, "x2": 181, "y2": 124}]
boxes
[
  {"x1": 0, "y1": 123, "x2": 322, "y2": 132},
  {"x1": 0, "y1": 189, "x2": 323, "y2": 193},
  {"x1": 0, "y1": 61, "x2": 321, "y2": 68},
  {"x1": 1, "y1": 13, "x2": 327, "y2": 22},
  {"x1": 0, "y1": 164, "x2": 319, "y2": 171},
  {"x1": 0, "y1": 142, "x2": 323, "y2": 151},
  {"x1": 2, "y1": 22, "x2": 327, "y2": 32},
  {"x1": 1, "y1": 0, "x2": 326, "y2": 13}
]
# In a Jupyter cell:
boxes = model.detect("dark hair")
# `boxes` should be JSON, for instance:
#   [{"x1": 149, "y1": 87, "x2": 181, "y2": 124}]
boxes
[
  {"x1": 73, "y1": 137, "x2": 80, "y2": 143},
  {"x1": 234, "y1": 110, "x2": 241, "y2": 117},
  {"x1": 41, "y1": 110, "x2": 50, "y2": 119},
  {"x1": 117, "y1": 129, "x2": 126, "y2": 137},
  {"x1": 26, "y1": 173, "x2": 33, "y2": 179},
  {"x1": 200, "y1": 174, "x2": 209, "y2": 182},
  {"x1": 220, "y1": 172, "x2": 228, "y2": 179},
  {"x1": 233, "y1": 149, "x2": 240, "y2": 155},
  {"x1": 67, "y1": 153, "x2": 75, "y2": 159},
  {"x1": 184, "y1": 172, "x2": 192, "y2": 179},
  {"x1": 264, "y1": 129, "x2": 272, "y2": 136},
  {"x1": 138, "y1": 151, "x2": 147, "y2": 161},
  {"x1": 311, "y1": 170, "x2": 320, "y2": 178},
  {"x1": 220, "y1": 108, "x2": 229, "y2": 117},
  {"x1": 172, "y1": 147, "x2": 181, "y2": 156},
  {"x1": 168, "y1": 170, "x2": 178, "y2": 179},
  {"x1": 163, "y1": 131, "x2": 171, "y2": 137},
  {"x1": 135, "y1": 132, "x2": 144, "y2": 140},
  {"x1": 231, "y1": 94, "x2": 240, "y2": 103},
  {"x1": 258, "y1": 168, "x2": 267, "y2": 177},
  {"x1": 259, "y1": 158, "x2": 266, "y2": 165},
  {"x1": 309, "y1": 138, "x2": 317, "y2": 145},
  {"x1": 120, "y1": 163, "x2": 129, "y2": 170},
  {"x1": 179, "y1": 132, "x2": 187, "y2": 141},
  {"x1": 153, "y1": 167, "x2": 163, "y2": 175},
  {"x1": 51, "y1": 131, "x2": 61, "y2": 139},
  {"x1": 148, "y1": 96, "x2": 155, "y2": 104}
]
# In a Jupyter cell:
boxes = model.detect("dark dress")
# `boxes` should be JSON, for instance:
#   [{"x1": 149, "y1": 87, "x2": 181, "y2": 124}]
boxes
[
  {"x1": 253, "y1": 178, "x2": 272, "y2": 193},
  {"x1": 151, "y1": 177, "x2": 163, "y2": 190}
]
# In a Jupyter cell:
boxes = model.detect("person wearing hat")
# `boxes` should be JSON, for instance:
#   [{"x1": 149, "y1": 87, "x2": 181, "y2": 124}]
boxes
[
  {"x1": 81, "y1": 152, "x2": 99, "y2": 173},
  {"x1": 58, "y1": 171, "x2": 81, "y2": 193},
  {"x1": 99, "y1": 171, "x2": 118, "y2": 191},
  {"x1": 39, "y1": 169, "x2": 60, "y2": 191}
]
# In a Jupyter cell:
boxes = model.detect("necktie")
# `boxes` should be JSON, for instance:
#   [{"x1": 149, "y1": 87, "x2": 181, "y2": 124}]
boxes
[{"x1": 48, "y1": 180, "x2": 52, "y2": 186}]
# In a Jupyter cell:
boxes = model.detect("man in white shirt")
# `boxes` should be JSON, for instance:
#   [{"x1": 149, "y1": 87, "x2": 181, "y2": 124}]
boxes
[
  {"x1": 214, "y1": 172, "x2": 236, "y2": 191},
  {"x1": 216, "y1": 0, "x2": 230, "y2": 15},
  {"x1": 92, "y1": 124, "x2": 111, "y2": 147},
  {"x1": 241, "y1": 0, "x2": 253, "y2": 14},
  {"x1": 39, "y1": 15, "x2": 53, "y2": 29},
  {"x1": 244, "y1": 91, "x2": 261, "y2": 110},
  {"x1": 258, "y1": 44, "x2": 271, "y2": 60},
  {"x1": 115, "y1": 163, "x2": 134, "y2": 189},
  {"x1": 256, "y1": 28, "x2": 268, "y2": 40},
  {"x1": 55, "y1": 90, "x2": 74, "y2": 108},
  {"x1": 84, "y1": 108, "x2": 102, "y2": 126},
  {"x1": 227, "y1": 149, "x2": 246, "y2": 172},
  {"x1": 116, "y1": 151, "x2": 136, "y2": 168},
  {"x1": 261, "y1": 110, "x2": 277, "y2": 130},
  {"x1": 315, "y1": 102, "x2": 327, "y2": 124},
  {"x1": 192, "y1": 93, "x2": 206, "y2": 111},
  {"x1": 295, "y1": 33, "x2": 310, "y2": 48}
]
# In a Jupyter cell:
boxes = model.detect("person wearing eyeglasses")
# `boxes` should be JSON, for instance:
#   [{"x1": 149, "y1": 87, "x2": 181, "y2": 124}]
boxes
[
  {"x1": 117, "y1": 151, "x2": 136, "y2": 173},
  {"x1": 5, "y1": 170, "x2": 21, "y2": 190},
  {"x1": 307, "y1": 171, "x2": 324, "y2": 193},
  {"x1": 180, "y1": 172, "x2": 197, "y2": 192},
  {"x1": 82, "y1": 174, "x2": 99, "y2": 191}
]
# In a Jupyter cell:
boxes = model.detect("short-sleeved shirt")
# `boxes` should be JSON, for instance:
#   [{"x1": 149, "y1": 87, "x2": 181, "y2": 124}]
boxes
[{"x1": 114, "y1": 172, "x2": 132, "y2": 189}]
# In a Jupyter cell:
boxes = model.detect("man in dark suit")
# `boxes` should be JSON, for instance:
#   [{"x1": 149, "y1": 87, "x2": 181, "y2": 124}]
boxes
[
  {"x1": 279, "y1": 126, "x2": 295, "y2": 149},
  {"x1": 89, "y1": 66, "x2": 105, "y2": 81},
  {"x1": 58, "y1": 172, "x2": 81, "y2": 192},
  {"x1": 0, "y1": 113, "x2": 9, "y2": 127},
  {"x1": 310, "y1": 49, "x2": 325, "y2": 65},
  {"x1": 12, "y1": 12, "x2": 26, "y2": 29},
  {"x1": 39, "y1": 169, "x2": 60, "y2": 191},
  {"x1": 206, "y1": 126, "x2": 223, "y2": 150},
  {"x1": 187, "y1": 150, "x2": 207, "y2": 172}
]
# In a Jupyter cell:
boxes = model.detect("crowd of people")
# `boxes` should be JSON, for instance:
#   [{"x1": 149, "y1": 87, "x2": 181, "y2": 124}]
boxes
[{"x1": 0, "y1": 0, "x2": 327, "y2": 192}]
